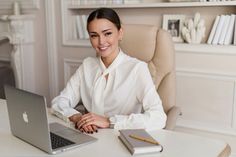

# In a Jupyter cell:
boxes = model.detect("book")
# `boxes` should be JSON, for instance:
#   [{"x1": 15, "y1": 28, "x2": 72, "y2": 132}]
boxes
[
  {"x1": 81, "y1": 15, "x2": 89, "y2": 39},
  {"x1": 224, "y1": 14, "x2": 235, "y2": 45},
  {"x1": 76, "y1": 15, "x2": 84, "y2": 39},
  {"x1": 207, "y1": 15, "x2": 220, "y2": 44},
  {"x1": 212, "y1": 15, "x2": 226, "y2": 45},
  {"x1": 119, "y1": 129, "x2": 163, "y2": 155},
  {"x1": 218, "y1": 15, "x2": 230, "y2": 45}
]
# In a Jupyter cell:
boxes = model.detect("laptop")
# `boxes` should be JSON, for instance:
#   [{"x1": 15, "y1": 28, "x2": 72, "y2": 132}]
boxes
[{"x1": 4, "y1": 85, "x2": 97, "y2": 154}]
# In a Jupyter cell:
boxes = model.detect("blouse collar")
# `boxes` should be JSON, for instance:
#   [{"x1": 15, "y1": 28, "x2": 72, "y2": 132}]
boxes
[{"x1": 99, "y1": 49, "x2": 125, "y2": 74}]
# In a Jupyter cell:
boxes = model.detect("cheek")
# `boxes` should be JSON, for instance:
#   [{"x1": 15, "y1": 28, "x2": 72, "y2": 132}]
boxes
[
  {"x1": 109, "y1": 37, "x2": 119, "y2": 45},
  {"x1": 90, "y1": 38, "x2": 98, "y2": 47}
]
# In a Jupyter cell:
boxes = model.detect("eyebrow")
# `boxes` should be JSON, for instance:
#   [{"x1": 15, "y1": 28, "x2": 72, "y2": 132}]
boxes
[{"x1": 89, "y1": 29, "x2": 112, "y2": 34}]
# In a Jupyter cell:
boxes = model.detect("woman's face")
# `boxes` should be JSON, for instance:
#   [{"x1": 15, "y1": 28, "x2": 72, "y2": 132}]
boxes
[{"x1": 87, "y1": 18, "x2": 123, "y2": 59}]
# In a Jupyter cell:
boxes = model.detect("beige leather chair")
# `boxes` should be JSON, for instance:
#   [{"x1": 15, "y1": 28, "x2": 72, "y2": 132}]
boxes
[
  {"x1": 119, "y1": 24, "x2": 180, "y2": 130},
  {"x1": 119, "y1": 24, "x2": 231, "y2": 157}
]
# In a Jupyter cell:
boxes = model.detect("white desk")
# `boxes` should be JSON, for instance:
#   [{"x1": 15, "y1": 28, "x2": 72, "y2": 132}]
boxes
[{"x1": 0, "y1": 99, "x2": 230, "y2": 157}]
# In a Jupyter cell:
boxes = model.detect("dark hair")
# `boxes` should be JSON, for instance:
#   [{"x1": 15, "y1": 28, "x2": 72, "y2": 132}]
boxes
[{"x1": 87, "y1": 8, "x2": 121, "y2": 31}]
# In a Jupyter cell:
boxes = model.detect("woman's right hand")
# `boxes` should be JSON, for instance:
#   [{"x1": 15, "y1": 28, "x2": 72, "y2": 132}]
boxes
[{"x1": 69, "y1": 113, "x2": 98, "y2": 134}]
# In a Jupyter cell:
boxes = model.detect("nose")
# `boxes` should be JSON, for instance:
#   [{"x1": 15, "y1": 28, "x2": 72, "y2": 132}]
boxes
[{"x1": 98, "y1": 35, "x2": 105, "y2": 45}]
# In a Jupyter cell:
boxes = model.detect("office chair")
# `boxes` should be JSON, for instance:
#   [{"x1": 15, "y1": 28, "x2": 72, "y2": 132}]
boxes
[{"x1": 119, "y1": 24, "x2": 180, "y2": 130}]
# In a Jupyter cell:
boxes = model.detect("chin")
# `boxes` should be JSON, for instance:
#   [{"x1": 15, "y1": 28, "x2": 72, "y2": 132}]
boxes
[{"x1": 97, "y1": 51, "x2": 111, "y2": 58}]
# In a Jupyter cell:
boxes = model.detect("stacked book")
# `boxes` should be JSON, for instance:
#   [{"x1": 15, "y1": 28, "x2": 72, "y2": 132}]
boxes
[
  {"x1": 70, "y1": 0, "x2": 124, "y2": 5},
  {"x1": 207, "y1": 14, "x2": 236, "y2": 45},
  {"x1": 119, "y1": 129, "x2": 163, "y2": 155},
  {"x1": 75, "y1": 14, "x2": 89, "y2": 40}
]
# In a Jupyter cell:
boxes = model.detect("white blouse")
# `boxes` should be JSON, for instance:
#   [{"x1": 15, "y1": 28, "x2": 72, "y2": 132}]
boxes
[{"x1": 51, "y1": 50, "x2": 167, "y2": 130}]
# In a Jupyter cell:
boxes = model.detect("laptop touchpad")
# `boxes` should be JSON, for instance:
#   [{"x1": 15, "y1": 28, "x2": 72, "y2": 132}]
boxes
[{"x1": 50, "y1": 122, "x2": 96, "y2": 143}]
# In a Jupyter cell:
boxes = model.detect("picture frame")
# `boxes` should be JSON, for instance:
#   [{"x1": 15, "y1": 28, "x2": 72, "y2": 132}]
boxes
[{"x1": 162, "y1": 14, "x2": 186, "y2": 42}]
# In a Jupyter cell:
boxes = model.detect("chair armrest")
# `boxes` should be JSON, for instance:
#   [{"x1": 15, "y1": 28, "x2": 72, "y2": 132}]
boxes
[{"x1": 165, "y1": 106, "x2": 181, "y2": 130}]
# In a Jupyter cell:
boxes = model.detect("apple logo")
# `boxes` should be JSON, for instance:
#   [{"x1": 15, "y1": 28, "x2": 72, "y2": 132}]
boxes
[{"x1": 22, "y1": 111, "x2": 29, "y2": 123}]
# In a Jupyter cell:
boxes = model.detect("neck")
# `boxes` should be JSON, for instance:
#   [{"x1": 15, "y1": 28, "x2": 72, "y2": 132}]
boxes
[{"x1": 101, "y1": 48, "x2": 120, "y2": 68}]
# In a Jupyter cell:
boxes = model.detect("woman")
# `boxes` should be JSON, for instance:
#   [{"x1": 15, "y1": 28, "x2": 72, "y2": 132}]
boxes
[{"x1": 51, "y1": 8, "x2": 167, "y2": 133}]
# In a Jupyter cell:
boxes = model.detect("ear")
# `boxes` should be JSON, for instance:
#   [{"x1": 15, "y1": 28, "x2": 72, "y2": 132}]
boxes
[{"x1": 118, "y1": 27, "x2": 124, "y2": 41}]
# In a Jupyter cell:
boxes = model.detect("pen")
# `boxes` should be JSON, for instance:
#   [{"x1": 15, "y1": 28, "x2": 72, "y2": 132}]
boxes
[{"x1": 129, "y1": 134, "x2": 159, "y2": 145}]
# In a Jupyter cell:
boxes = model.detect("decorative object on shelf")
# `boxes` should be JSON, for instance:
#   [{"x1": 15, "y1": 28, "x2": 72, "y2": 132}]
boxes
[
  {"x1": 181, "y1": 12, "x2": 205, "y2": 44},
  {"x1": 13, "y1": 1, "x2": 21, "y2": 15},
  {"x1": 162, "y1": 14, "x2": 186, "y2": 42}
]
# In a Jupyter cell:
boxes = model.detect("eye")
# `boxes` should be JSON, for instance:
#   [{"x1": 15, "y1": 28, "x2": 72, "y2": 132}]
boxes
[
  {"x1": 89, "y1": 34, "x2": 98, "y2": 38},
  {"x1": 105, "y1": 32, "x2": 112, "y2": 36}
]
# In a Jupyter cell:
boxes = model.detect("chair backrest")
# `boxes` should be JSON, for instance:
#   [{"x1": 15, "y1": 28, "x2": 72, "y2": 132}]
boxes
[{"x1": 119, "y1": 24, "x2": 176, "y2": 114}]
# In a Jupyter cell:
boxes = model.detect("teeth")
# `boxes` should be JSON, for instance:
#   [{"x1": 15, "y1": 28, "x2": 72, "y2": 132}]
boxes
[{"x1": 99, "y1": 47, "x2": 108, "y2": 50}]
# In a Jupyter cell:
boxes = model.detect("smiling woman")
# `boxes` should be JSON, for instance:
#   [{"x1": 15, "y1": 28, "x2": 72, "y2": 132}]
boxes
[{"x1": 51, "y1": 8, "x2": 167, "y2": 134}]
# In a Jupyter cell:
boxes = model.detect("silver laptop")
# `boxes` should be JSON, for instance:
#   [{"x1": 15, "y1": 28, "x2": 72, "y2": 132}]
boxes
[{"x1": 4, "y1": 85, "x2": 97, "y2": 154}]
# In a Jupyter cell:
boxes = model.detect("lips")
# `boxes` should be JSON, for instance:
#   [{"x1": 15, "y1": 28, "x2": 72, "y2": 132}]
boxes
[{"x1": 98, "y1": 46, "x2": 109, "y2": 51}]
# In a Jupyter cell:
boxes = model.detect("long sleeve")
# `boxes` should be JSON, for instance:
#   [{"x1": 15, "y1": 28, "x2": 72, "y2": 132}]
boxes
[
  {"x1": 51, "y1": 51, "x2": 167, "y2": 130},
  {"x1": 110, "y1": 62, "x2": 167, "y2": 131},
  {"x1": 51, "y1": 67, "x2": 82, "y2": 120}
]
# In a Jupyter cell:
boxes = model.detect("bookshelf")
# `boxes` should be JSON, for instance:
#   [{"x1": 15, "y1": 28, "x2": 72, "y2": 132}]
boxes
[
  {"x1": 68, "y1": 1, "x2": 236, "y2": 9},
  {"x1": 60, "y1": 0, "x2": 236, "y2": 135},
  {"x1": 61, "y1": 0, "x2": 236, "y2": 49}
]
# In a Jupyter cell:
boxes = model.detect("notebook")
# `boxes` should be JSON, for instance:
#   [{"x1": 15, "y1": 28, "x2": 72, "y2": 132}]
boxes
[
  {"x1": 119, "y1": 129, "x2": 163, "y2": 155},
  {"x1": 4, "y1": 85, "x2": 97, "y2": 154}
]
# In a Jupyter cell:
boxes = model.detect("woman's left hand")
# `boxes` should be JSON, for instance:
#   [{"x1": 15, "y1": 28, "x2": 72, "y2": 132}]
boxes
[{"x1": 76, "y1": 112, "x2": 110, "y2": 129}]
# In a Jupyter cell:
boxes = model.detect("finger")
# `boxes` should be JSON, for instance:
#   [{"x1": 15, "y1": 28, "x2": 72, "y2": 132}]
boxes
[
  {"x1": 77, "y1": 117, "x2": 94, "y2": 129},
  {"x1": 78, "y1": 116, "x2": 95, "y2": 128},
  {"x1": 82, "y1": 125, "x2": 93, "y2": 134},
  {"x1": 83, "y1": 127, "x2": 89, "y2": 133},
  {"x1": 86, "y1": 125, "x2": 94, "y2": 134},
  {"x1": 77, "y1": 116, "x2": 89, "y2": 126},
  {"x1": 78, "y1": 113, "x2": 94, "y2": 124},
  {"x1": 79, "y1": 127, "x2": 84, "y2": 133},
  {"x1": 92, "y1": 125, "x2": 98, "y2": 133},
  {"x1": 77, "y1": 119, "x2": 87, "y2": 129},
  {"x1": 80, "y1": 113, "x2": 92, "y2": 120},
  {"x1": 83, "y1": 119, "x2": 95, "y2": 128}
]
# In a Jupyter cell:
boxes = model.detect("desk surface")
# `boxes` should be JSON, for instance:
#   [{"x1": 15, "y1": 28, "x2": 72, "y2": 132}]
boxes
[{"x1": 0, "y1": 99, "x2": 230, "y2": 157}]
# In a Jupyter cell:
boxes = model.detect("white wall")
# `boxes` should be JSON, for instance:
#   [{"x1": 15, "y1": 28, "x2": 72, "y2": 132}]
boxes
[{"x1": 0, "y1": 0, "x2": 50, "y2": 102}]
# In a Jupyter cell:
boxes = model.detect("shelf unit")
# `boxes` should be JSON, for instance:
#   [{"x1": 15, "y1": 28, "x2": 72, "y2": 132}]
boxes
[
  {"x1": 60, "y1": 0, "x2": 236, "y2": 135},
  {"x1": 68, "y1": 1, "x2": 236, "y2": 9},
  {"x1": 61, "y1": 0, "x2": 236, "y2": 49}
]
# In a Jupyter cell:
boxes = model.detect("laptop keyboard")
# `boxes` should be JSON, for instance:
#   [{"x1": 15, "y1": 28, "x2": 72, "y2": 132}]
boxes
[{"x1": 50, "y1": 132, "x2": 75, "y2": 149}]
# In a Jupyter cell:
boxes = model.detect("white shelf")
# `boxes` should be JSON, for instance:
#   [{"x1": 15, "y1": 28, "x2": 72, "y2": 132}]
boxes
[
  {"x1": 0, "y1": 14, "x2": 35, "y2": 21},
  {"x1": 175, "y1": 43, "x2": 236, "y2": 55},
  {"x1": 68, "y1": 1, "x2": 236, "y2": 9},
  {"x1": 64, "y1": 40, "x2": 236, "y2": 53},
  {"x1": 64, "y1": 39, "x2": 91, "y2": 47}
]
